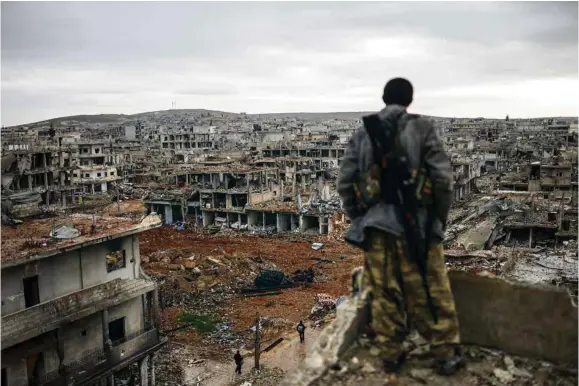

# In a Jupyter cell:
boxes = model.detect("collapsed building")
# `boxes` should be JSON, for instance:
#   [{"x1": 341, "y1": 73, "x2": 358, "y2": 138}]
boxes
[{"x1": 138, "y1": 163, "x2": 344, "y2": 235}]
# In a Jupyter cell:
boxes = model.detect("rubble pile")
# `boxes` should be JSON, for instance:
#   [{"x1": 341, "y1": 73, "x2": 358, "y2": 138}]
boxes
[
  {"x1": 228, "y1": 366, "x2": 287, "y2": 386},
  {"x1": 148, "y1": 187, "x2": 197, "y2": 202},
  {"x1": 153, "y1": 344, "x2": 187, "y2": 386},
  {"x1": 314, "y1": 331, "x2": 578, "y2": 386},
  {"x1": 139, "y1": 227, "x2": 362, "y2": 356},
  {"x1": 302, "y1": 195, "x2": 343, "y2": 215},
  {"x1": 111, "y1": 182, "x2": 150, "y2": 200}
]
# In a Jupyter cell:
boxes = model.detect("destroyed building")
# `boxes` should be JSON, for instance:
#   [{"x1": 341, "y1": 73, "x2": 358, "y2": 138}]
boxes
[
  {"x1": 1, "y1": 110, "x2": 577, "y2": 385},
  {"x1": 74, "y1": 141, "x2": 120, "y2": 194},
  {"x1": 1, "y1": 141, "x2": 79, "y2": 209},
  {"x1": 1, "y1": 213, "x2": 165, "y2": 386},
  {"x1": 499, "y1": 161, "x2": 577, "y2": 193}
]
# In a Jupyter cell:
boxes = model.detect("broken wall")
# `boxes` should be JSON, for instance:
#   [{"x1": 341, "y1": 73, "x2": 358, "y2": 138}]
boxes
[
  {"x1": 282, "y1": 271, "x2": 578, "y2": 386},
  {"x1": 249, "y1": 191, "x2": 275, "y2": 205}
]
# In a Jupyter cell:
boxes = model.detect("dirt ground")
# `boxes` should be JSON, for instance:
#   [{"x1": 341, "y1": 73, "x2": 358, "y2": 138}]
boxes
[
  {"x1": 156, "y1": 327, "x2": 324, "y2": 386},
  {"x1": 139, "y1": 226, "x2": 363, "y2": 358}
]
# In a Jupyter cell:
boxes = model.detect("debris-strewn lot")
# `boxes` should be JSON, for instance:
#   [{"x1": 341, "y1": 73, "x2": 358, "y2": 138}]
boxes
[
  {"x1": 139, "y1": 187, "x2": 578, "y2": 385},
  {"x1": 140, "y1": 227, "x2": 363, "y2": 360}
]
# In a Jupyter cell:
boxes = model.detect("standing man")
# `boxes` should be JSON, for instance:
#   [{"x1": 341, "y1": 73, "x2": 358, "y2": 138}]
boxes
[
  {"x1": 234, "y1": 350, "x2": 243, "y2": 374},
  {"x1": 297, "y1": 320, "x2": 306, "y2": 343},
  {"x1": 337, "y1": 78, "x2": 464, "y2": 375}
]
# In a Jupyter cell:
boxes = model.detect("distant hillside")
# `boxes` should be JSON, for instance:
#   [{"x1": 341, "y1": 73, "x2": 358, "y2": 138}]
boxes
[
  {"x1": 6, "y1": 109, "x2": 422, "y2": 129},
  {"x1": 6, "y1": 109, "x2": 236, "y2": 129},
  {"x1": 249, "y1": 111, "x2": 374, "y2": 120},
  {"x1": 6, "y1": 108, "x2": 575, "y2": 129}
]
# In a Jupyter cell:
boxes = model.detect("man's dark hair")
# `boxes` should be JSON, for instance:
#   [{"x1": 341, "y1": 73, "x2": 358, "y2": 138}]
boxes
[{"x1": 382, "y1": 78, "x2": 413, "y2": 107}]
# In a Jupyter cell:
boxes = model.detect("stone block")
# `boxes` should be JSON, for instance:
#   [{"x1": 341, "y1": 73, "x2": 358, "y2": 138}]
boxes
[{"x1": 450, "y1": 271, "x2": 578, "y2": 366}]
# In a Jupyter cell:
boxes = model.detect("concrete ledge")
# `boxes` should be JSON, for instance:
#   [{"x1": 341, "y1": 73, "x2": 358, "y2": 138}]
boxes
[
  {"x1": 450, "y1": 271, "x2": 578, "y2": 366},
  {"x1": 282, "y1": 270, "x2": 578, "y2": 385},
  {"x1": 2, "y1": 278, "x2": 156, "y2": 348}
]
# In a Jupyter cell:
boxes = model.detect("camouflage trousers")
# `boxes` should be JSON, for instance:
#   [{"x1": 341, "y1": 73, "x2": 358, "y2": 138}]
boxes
[{"x1": 363, "y1": 229, "x2": 461, "y2": 360}]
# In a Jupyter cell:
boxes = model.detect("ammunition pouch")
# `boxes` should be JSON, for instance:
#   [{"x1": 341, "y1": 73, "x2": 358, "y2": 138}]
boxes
[{"x1": 355, "y1": 160, "x2": 434, "y2": 211}]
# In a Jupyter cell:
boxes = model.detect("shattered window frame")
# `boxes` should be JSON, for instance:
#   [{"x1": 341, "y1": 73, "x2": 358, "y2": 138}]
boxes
[{"x1": 106, "y1": 249, "x2": 127, "y2": 273}]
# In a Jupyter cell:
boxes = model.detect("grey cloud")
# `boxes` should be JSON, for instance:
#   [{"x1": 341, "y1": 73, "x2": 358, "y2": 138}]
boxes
[
  {"x1": 174, "y1": 87, "x2": 238, "y2": 97},
  {"x1": 1, "y1": 1, "x2": 577, "y2": 125},
  {"x1": 4, "y1": 2, "x2": 576, "y2": 63}
]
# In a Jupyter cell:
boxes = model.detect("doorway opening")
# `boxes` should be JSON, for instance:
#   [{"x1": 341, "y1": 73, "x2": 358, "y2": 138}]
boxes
[
  {"x1": 23, "y1": 276, "x2": 40, "y2": 308},
  {"x1": 109, "y1": 317, "x2": 126, "y2": 345}
]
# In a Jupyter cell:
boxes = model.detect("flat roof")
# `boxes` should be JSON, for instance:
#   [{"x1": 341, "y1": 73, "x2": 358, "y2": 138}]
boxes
[
  {"x1": 248, "y1": 200, "x2": 300, "y2": 213},
  {"x1": 1, "y1": 213, "x2": 162, "y2": 268},
  {"x1": 174, "y1": 165, "x2": 277, "y2": 174}
]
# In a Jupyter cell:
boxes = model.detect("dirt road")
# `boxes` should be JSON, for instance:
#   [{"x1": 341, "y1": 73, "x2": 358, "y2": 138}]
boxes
[
  {"x1": 261, "y1": 325, "x2": 324, "y2": 372},
  {"x1": 168, "y1": 325, "x2": 324, "y2": 386}
]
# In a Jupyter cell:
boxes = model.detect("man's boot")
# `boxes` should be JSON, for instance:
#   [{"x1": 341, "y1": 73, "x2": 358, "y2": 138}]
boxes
[
  {"x1": 383, "y1": 352, "x2": 406, "y2": 373},
  {"x1": 435, "y1": 345, "x2": 466, "y2": 375}
]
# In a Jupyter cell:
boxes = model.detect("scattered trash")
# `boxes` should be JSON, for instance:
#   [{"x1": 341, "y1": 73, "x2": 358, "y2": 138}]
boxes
[
  {"x1": 207, "y1": 257, "x2": 224, "y2": 266},
  {"x1": 312, "y1": 243, "x2": 324, "y2": 250},
  {"x1": 49, "y1": 224, "x2": 81, "y2": 239},
  {"x1": 292, "y1": 268, "x2": 315, "y2": 284},
  {"x1": 255, "y1": 270, "x2": 288, "y2": 288},
  {"x1": 314, "y1": 258, "x2": 335, "y2": 264}
]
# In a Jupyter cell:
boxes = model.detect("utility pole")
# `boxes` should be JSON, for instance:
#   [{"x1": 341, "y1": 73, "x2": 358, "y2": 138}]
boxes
[
  {"x1": 254, "y1": 313, "x2": 261, "y2": 370},
  {"x1": 116, "y1": 184, "x2": 121, "y2": 214}
]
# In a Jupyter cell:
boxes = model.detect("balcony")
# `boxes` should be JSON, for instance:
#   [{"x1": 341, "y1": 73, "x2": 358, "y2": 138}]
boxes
[
  {"x1": 2, "y1": 278, "x2": 155, "y2": 349},
  {"x1": 75, "y1": 176, "x2": 121, "y2": 184},
  {"x1": 23, "y1": 328, "x2": 166, "y2": 386}
]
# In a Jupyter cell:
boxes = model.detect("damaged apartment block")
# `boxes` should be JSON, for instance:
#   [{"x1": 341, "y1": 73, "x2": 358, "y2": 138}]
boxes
[
  {"x1": 0, "y1": 214, "x2": 166, "y2": 386},
  {"x1": 1, "y1": 135, "x2": 128, "y2": 222}
]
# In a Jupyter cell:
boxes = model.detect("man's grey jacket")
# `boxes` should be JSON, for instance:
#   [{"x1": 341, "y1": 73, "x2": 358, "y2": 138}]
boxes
[{"x1": 337, "y1": 104, "x2": 453, "y2": 247}]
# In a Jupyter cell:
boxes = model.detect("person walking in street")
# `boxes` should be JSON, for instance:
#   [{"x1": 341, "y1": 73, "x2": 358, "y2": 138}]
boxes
[
  {"x1": 337, "y1": 77, "x2": 465, "y2": 376},
  {"x1": 297, "y1": 320, "x2": 306, "y2": 343},
  {"x1": 234, "y1": 350, "x2": 243, "y2": 374}
]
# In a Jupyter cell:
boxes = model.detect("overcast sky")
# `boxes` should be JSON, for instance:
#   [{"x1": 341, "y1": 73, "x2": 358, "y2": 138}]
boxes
[{"x1": 2, "y1": 1, "x2": 577, "y2": 126}]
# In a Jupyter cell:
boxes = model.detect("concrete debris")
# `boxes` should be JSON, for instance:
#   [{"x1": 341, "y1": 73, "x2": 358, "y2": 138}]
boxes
[
  {"x1": 232, "y1": 366, "x2": 286, "y2": 386},
  {"x1": 335, "y1": 296, "x2": 348, "y2": 308},
  {"x1": 361, "y1": 362, "x2": 377, "y2": 374},
  {"x1": 312, "y1": 243, "x2": 324, "y2": 250},
  {"x1": 493, "y1": 368, "x2": 514, "y2": 383},
  {"x1": 49, "y1": 224, "x2": 81, "y2": 239},
  {"x1": 316, "y1": 342, "x2": 578, "y2": 386},
  {"x1": 409, "y1": 368, "x2": 433, "y2": 381},
  {"x1": 208, "y1": 257, "x2": 225, "y2": 266},
  {"x1": 503, "y1": 355, "x2": 515, "y2": 369}
]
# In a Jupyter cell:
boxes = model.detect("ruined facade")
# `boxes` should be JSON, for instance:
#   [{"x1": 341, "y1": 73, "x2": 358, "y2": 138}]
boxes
[{"x1": 1, "y1": 214, "x2": 165, "y2": 386}]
